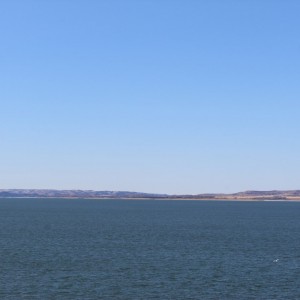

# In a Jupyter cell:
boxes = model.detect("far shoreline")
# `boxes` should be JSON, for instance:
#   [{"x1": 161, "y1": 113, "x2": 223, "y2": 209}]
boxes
[{"x1": 1, "y1": 197, "x2": 300, "y2": 202}]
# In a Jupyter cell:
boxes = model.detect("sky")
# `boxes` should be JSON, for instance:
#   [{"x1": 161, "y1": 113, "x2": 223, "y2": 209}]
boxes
[{"x1": 1, "y1": 0, "x2": 300, "y2": 194}]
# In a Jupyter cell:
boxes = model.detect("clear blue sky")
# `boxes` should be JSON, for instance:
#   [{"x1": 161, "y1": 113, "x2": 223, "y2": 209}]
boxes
[{"x1": 1, "y1": 0, "x2": 299, "y2": 194}]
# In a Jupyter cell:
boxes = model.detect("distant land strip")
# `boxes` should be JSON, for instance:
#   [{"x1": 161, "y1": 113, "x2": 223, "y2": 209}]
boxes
[{"x1": 1, "y1": 189, "x2": 300, "y2": 200}]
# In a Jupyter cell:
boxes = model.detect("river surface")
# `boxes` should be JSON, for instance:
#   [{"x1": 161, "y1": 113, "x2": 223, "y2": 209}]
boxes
[{"x1": 0, "y1": 198, "x2": 299, "y2": 299}]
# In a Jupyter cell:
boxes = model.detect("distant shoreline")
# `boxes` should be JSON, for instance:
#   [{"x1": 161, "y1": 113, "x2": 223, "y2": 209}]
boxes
[
  {"x1": 1, "y1": 196, "x2": 300, "y2": 201},
  {"x1": 1, "y1": 189, "x2": 300, "y2": 201}
]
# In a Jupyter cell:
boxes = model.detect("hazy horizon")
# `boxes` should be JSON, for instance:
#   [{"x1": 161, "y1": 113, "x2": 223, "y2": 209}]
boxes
[
  {"x1": 1, "y1": 1, "x2": 300, "y2": 194},
  {"x1": 2, "y1": 187, "x2": 300, "y2": 194}
]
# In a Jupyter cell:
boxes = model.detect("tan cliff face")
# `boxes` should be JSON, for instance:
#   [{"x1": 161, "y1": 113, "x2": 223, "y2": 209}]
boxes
[{"x1": 0, "y1": 189, "x2": 300, "y2": 200}]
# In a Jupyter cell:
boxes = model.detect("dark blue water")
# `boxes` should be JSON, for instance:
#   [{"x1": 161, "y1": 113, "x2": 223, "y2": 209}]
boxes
[{"x1": 0, "y1": 199, "x2": 299, "y2": 299}]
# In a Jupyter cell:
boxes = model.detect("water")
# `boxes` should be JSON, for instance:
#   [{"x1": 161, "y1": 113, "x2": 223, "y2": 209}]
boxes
[{"x1": 0, "y1": 198, "x2": 299, "y2": 299}]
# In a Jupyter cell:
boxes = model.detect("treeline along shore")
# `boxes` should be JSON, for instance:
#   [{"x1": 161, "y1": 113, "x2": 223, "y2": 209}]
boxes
[{"x1": 1, "y1": 189, "x2": 300, "y2": 200}]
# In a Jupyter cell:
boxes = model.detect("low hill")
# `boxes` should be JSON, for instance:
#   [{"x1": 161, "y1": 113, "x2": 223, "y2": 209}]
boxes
[{"x1": 1, "y1": 189, "x2": 300, "y2": 200}]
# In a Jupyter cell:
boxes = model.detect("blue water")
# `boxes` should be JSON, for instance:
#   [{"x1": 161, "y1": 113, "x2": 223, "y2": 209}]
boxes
[{"x1": 0, "y1": 199, "x2": 299, "y2": 299}]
